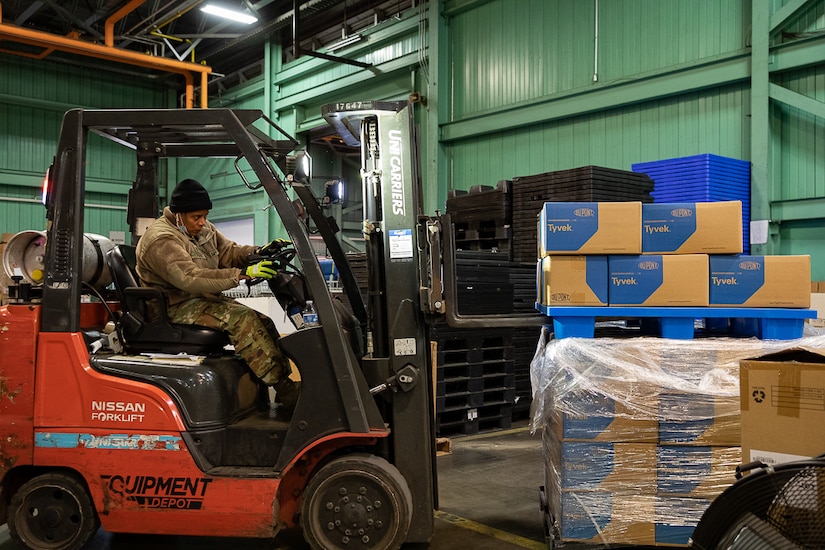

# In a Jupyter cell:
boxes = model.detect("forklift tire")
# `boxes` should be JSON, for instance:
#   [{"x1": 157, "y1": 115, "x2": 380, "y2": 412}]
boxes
[
  {"x1": 300, "y1": 454, "x2": 413, "y2": 550},
  {"x1": 7, "y1": 472, "x2": 100, "y2": 550}
]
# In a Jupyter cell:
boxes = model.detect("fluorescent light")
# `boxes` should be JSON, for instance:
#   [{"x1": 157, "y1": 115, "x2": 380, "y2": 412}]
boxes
[
  {"x1": 200, "y1": 4, "x2": 258, "y2": 25},
  {"x1": 327, "y1": 33, "x2": 362, "y2": 53}
]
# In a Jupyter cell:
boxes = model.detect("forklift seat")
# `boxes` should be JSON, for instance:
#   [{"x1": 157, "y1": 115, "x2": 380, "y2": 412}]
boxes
[{"x1": 106, "y1": 245, "x2": 230, "y2": 355}]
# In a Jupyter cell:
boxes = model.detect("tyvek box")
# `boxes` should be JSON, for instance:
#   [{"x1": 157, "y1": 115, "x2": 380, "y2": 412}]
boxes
[
  {"x1": 559, "y1": 442, "x2": 658, "y2": 492},
  {"x1": 656, "y1": 445, "x2": 741, "y2": 498},
  {"x1": 709, "y1": 255, "x2": 811, "y2": 308},
  {"x1": 555, "y1": 390, "x2": 658, "y2": 443},
  {"x1": 740, "y1": 346, "x2": 825, "y2": 464},
  {"x1": 654, "y1": 496, "x2": 713, "y2": 547},
  {"x1": 641, "y1": 201, "x2": 742, "y2": 254},
  {"x1": 657, "y1": 392, "x2": 740, "y2": 447},
  {"x1": 608, "y1": 254, "x2": 709, "y2": 306},
  {"x1": 558, "y1": 491, "x2": 656, "y2": 545},
  {"x1": 537, "y1": 255, "x2": 608, "y2": 306},
  {"x1": 539, "y1": 202, "x2": 641, "y2": 256}
]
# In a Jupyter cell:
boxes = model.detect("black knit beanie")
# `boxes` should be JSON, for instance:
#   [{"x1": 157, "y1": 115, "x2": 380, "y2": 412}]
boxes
[{"x1": 169, "y1": 179, "x2": 213, "y2": 213}]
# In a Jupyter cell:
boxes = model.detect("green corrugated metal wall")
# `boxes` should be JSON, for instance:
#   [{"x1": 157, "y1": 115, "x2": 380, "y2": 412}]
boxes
[
  {"x1": 1, "y1": 0, "x2": 823, "y2": 276},
  {"x1": 0, "y1": 55, "x2": 169, "y2": 240}
]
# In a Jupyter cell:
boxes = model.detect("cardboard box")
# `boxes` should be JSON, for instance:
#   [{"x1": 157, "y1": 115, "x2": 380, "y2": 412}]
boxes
[
  {"x1": 709, "y1": 255, "x2": 811, "y2": 308},
  {"x1": 539, "y1": 202, "x2": 641, "y2": 256},
  {"x1": 654, "y1": 496, "x2": 713, "y2": 547},
  {"x1": 656, "y1": 445, "x2": 741, "y2": 498},
  {"x1": 608, "y1": 254, "x2": 709, "y2": 306},
  {"x1": 740, "y1": 346, "x2": 825, "y2": 463},
  {"x1": 559, "y1": 442, "x2": 658, "y2": 492},
  {"x1": 558, "y1": 491, "x2": 656, "y2": 545},
  {"x1": 537, "y1": 255, "x2": 608, "y2": 306},
  {"x1": 555, "y1": 390, "x2": 658, "y2": 443},
  {"x1": 658, "y1": 393, "x2": 740, "y2": 447},
  {"x1": 810, "y1": 293, "x2": 825, "y2": 328},
  {"x1": 642, "y1": 201, "x2": 743, "y2": 254}
]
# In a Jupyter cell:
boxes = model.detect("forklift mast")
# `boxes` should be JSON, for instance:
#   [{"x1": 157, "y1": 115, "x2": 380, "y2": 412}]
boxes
[{"x1": 322, "y1": 101, "x2": 436, "y2": 541}]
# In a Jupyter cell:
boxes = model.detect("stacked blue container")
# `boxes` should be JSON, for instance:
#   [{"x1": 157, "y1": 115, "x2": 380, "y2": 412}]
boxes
[{"x1": 631, "y1": 154, "x2": 751, "y2": 253}]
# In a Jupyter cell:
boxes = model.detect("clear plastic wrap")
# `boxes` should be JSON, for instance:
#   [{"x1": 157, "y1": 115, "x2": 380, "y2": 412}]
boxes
[{"x1": 530, "y1": 329, "x2": 825, "y2": 546}]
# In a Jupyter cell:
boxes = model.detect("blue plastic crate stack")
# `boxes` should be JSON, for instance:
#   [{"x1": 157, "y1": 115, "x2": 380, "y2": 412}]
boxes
[{"x1": 632, "y1": 154, "x2": 751, "y2": 253}]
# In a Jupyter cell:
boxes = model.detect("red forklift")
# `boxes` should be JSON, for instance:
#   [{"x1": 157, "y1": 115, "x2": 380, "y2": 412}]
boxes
[{"x1": 0, "y1": 102, "x2": 443, "y2": 550}]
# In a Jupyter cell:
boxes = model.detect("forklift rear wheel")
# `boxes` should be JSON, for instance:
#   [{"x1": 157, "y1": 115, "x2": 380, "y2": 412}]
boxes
[
  {"x1": 8, "y1": 472, "x2": 100, "y2": 550},
  {"x1": 301, "y1": 454, "x2": 413, "y2": 550}
]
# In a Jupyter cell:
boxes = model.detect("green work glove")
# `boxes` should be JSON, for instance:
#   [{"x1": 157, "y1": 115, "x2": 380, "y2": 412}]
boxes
[{"x1": 245, "y1": 260, "x2": 277, "y2": 279}]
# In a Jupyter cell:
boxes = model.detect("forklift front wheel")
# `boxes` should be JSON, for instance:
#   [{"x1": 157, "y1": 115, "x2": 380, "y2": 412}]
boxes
[
  {"x1": 8, "y1": 472, "x2": 100, "y2": 550},
  {"x1": 301, "y1": 454, "x2": 413, "y2": 550}
]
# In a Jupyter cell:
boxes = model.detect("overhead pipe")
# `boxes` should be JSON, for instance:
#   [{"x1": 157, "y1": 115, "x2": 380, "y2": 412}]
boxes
[
  {"x1": 105, "y1": 0, "x2": 145, "y2": 47},
  {"x1": 0, "y1": 2, "x2": 210, "y2": 108}
]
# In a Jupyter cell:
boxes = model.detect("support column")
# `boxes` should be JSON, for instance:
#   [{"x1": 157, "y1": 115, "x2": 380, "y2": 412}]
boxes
[
  {"x1": 425, "y1": 0, "x2": 451, "y2": 214},
  {"x1": 751, "y1": 0, "x2": 771, "y2": 254}
]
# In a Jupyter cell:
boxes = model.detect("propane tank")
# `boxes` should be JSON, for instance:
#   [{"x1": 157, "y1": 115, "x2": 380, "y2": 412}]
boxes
[{"x1": 2, "y1": 230, "x2": 117, "y2": 289}]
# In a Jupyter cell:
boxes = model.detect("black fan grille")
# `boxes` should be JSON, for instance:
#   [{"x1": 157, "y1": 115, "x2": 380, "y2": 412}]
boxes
[{"x1": 766, "y1": 466, "x2": 825, "y2": 549}]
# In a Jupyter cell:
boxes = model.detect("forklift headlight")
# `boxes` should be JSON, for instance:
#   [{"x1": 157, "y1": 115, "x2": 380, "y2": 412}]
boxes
[{"x1": 294, "y1": 151, "x2": 312, "y2": 183}]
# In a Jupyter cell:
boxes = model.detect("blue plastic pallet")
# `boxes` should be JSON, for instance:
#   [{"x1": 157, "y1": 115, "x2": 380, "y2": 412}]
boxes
[
  {"x1": 633, "y1": 154, "x2": 751, "y2": 172},
  {"x1": 535, "y1": 305, "x2": 815, "y2": 340}
]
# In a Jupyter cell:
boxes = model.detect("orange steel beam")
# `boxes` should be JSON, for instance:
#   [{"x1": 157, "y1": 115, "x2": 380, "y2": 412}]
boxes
[
  {"x1": 105, "y1": 0, "x2": 145, "y2": 47},
  {"x1": 0, "y1": 3, "x2": 210, "y2": 108}
]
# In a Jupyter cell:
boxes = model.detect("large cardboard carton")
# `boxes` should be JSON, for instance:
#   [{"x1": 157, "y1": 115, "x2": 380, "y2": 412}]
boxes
[
  {"x1": 539, "y1": 202, "x2": 641, "y2": 256},
  {"x1": 558, "y1": 491, "x2": 656, "y2": 545},
  {"x1": 654, "y1": 496, "x2": 713, "y2": 547},
  {"x1": 709, "y1": 255, "x2": 811, "y2": 308},
  {"x1": 740, "y1": 346, "x2": 825, "y2": 464},
  {"x1": 657, "y1": 393, "x2": 740, "y2": 447},
  {"x1": 656, "y1": 445, "x2": 741, "y2": 498},
  {"x1": 559, "y1": 442, "x2": 658, "y2": 492},
  {"x1": 608, "y1": 254, "x2": 709, "y2": 307},
  {"x1": 537, "y1": 255, "x2": 608, "y2": 306},
  {"x1": 554, "y1": 390, "x2": 658, "y2": 443},
  {"x1": 641, "y1": 201, "x2": 743, "y2": 254}
]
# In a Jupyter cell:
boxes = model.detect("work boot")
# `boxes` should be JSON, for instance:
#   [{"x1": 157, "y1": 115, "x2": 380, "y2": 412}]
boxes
[{"x1": 273, "y1": 378, "x2": 301, "y2": 411}]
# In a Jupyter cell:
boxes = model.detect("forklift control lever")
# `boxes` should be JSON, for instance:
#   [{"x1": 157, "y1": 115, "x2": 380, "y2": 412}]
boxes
[{"x1": 369, "y1": 365, "x2": 418, "y2": 395}]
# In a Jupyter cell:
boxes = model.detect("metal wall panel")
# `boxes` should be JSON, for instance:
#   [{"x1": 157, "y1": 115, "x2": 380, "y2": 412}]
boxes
[
  {"x1": 774, "y1": 67, "x2": 825, "y2": 202},
  {"x1": 449, "y1": 0, "x2": 747, "y2": 120},
  {"x1": 448, "y1": 83, "x2": 750, "y2": 196},
  {"x1": 0, "y1": 56, "x2": 169, "y2": 237}
]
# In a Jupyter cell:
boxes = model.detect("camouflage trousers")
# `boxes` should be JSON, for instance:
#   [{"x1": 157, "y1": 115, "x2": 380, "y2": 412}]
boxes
[{"x1": 168, "y1": 296, "x2": 291, "y2": 386}]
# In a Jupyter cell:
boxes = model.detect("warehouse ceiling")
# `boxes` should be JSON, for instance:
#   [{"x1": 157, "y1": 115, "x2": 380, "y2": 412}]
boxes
[{"x1": 0, "y1": 0, "x2": 414, "y2": 93}]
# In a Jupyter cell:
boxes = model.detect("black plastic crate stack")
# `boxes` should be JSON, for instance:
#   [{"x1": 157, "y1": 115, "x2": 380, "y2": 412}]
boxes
[
  {"x1": 455, "y1": 251, "x2": 514, "y2": 315},
  {"x1": 432, "y1": 323, "x2": 515, "y2": 436},
  {"x1": 509, "y1": 262, "x2": 537, "y2": 314},
  {"x1": 511, "y1": 331, "x2": 539, "y2": 418},
  {"x1": 446, "y1": 181, "x2": 512, "y2": 258},
  {"x1": 511, "y1": 166, "x2": 655, "y2": 263}
]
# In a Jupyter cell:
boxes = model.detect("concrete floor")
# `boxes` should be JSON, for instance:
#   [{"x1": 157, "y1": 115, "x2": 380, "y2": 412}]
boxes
[{"x1": 0, "y1": 422, "x2": 548, "y2": 550}]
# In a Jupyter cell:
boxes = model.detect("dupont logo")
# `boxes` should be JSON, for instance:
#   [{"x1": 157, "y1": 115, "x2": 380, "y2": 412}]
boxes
[
  {"x1": 551, "y1": 292, "x2": 571, "y2": 303},
  {"x1": 637, "y1": 260, "x2": 660, "y2": 270},
  {"x1": 573, "y1": 208, "x2": 595, "y2": 217},
  {"x1": 738, "y1": 261, "x2": 761, "y2": 270},
  {"x1": 670, "y1": 208, "x2": 693, "y2": 217}
]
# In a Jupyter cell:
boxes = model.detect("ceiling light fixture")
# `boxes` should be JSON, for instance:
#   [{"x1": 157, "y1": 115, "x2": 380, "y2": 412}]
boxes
[
  {"x1": 200, "y1": 4, "x2": 258, "y2": 25},
  {"x1": 327, "y1": 33, "x2": 362, "y2": 53}
]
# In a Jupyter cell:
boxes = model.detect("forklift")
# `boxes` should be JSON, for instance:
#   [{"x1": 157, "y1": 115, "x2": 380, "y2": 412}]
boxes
[{"x1": 0, "y1": 102, "x2": 449, "y2": 550}]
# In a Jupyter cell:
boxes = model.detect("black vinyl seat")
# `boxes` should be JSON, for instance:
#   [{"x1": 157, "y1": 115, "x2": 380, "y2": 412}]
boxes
[{"x1": 106, "y1": 245, "x2": 229, "y2": 355}]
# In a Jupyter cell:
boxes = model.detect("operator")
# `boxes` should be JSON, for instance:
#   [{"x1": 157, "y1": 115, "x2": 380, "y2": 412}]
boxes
[{"x1": 135, "y1": 178, "x2": 300, "y2": 409}]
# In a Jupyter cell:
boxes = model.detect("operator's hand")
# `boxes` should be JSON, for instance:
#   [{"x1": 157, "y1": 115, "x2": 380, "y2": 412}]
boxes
[
  {"x1": 259, "y1": 238, "x2": 291, "y2": 255},
  {"x1": 245, "y1": 260, "x2": 277, "y2": 279}
]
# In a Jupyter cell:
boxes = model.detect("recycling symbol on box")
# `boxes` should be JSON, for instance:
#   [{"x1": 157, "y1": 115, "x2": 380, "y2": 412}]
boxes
[{"x1": 752, "y1": 389, "x2": 765, "y2": 403}]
